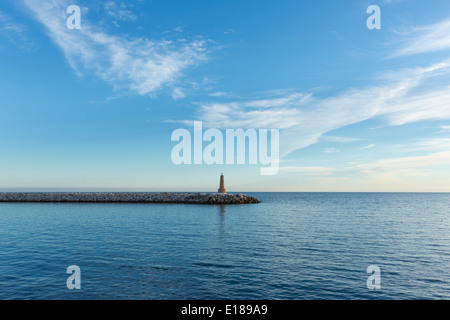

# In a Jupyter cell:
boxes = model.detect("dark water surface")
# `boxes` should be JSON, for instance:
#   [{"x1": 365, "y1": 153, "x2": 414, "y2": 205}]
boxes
[{"x1": 0, "y1": 193, "x2": 449, "y2": 300}]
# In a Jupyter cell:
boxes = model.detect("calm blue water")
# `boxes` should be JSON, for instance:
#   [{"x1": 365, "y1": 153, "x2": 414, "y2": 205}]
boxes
[{"x1": 0, "y1": 193, "x2": 449, "y2": 300}]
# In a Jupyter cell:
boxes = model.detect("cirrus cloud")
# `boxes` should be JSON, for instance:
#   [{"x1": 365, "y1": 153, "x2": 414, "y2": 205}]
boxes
[
  {"x1": 175, "y1": 59, "x2": 450, "y2": 157},
  {"x1": 22, "y1": 0, "x2": 209, "y2": 97}
]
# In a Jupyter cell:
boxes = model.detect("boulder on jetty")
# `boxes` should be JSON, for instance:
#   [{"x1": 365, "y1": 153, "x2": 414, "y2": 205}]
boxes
[{"x1": 0, "y1": 192, "x2": 260, "y2": 205}]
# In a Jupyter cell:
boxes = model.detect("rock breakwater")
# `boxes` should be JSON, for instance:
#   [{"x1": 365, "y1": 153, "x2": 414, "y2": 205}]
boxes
[{"x1": 0, "y1": 192, "x2": 260, "y2": 205}]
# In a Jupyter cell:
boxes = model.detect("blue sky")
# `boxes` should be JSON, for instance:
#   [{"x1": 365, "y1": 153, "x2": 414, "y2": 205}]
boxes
[{"x1": 1, "y1": 0, "x2": 450, "y2": 192}]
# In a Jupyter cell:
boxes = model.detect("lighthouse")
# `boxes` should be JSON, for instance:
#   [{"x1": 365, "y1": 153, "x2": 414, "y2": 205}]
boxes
[{"x1": 218, "y1": 173, "x2": 226, "y2": 194}]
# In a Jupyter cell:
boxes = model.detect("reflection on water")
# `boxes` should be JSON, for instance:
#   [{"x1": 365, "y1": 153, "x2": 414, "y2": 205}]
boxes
[{"x1": 218, "y1": 204, "x2": 226, "y2": 241}]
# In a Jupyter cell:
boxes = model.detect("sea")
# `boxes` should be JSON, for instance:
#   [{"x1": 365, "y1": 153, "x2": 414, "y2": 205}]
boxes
[{"x1": 0, "y1": 192, "x2": 449, "y2": 300}]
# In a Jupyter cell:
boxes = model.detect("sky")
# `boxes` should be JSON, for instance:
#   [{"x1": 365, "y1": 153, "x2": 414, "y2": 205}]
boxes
[{"x1": 0, "y1": 0, "x2": 450, "y2": 192}]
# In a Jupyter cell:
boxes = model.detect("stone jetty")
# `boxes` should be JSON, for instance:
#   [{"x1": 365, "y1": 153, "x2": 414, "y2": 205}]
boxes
[{"x1": 0, "y1": 192, "x2": 260, "y2": 205}]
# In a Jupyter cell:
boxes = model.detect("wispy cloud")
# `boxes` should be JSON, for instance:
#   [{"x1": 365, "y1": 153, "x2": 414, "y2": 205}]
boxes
[
  {"x1": 179, "y1": 59, "x2": 450, "y2": 156},
  {"x1": 278, "y1": 146, "x2": 450, "y2": 191},
  {"x1": 0, "y1": 10, "x2": 25, "y2": 33},
  {"x1": 390, "y1": 138, "x2": 450, "y2": 153},
  {"x1": 22, "y1": 0, "x2": 209, "y2": 96},
  {"x1": 172, "y1": 87, "x2": 185, "y2": 100},
  {"x1": 437, "y1": 125, "x2": 450, "y2": 133},
  {"x1": 342, "y1": 139, "x2": 450, "y2": 188},
  {"x1": 104, "y1": 1, "x2": 138, "y2": 22},
  {"x1": 381, "y1": 0, "x2": 405, "y2": 5},
  {"x1": 324, "y1": 148, "x2": 340, "y2": 154},
  {"x1": 209, "y1": 91, "x2": 231, "y2": 97},
  {"x1": 355, "y1": 151, "x2": 450, "y2": 173},
  {"x1": 360, "y1": 144, "x2": 375, "y2": 150},
  {"x1": 391, "y1": 18, "x2": 450, "y2": 57},
  {"x1": 0, "y1": 10, "x2": 32, "y2": 49}
]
